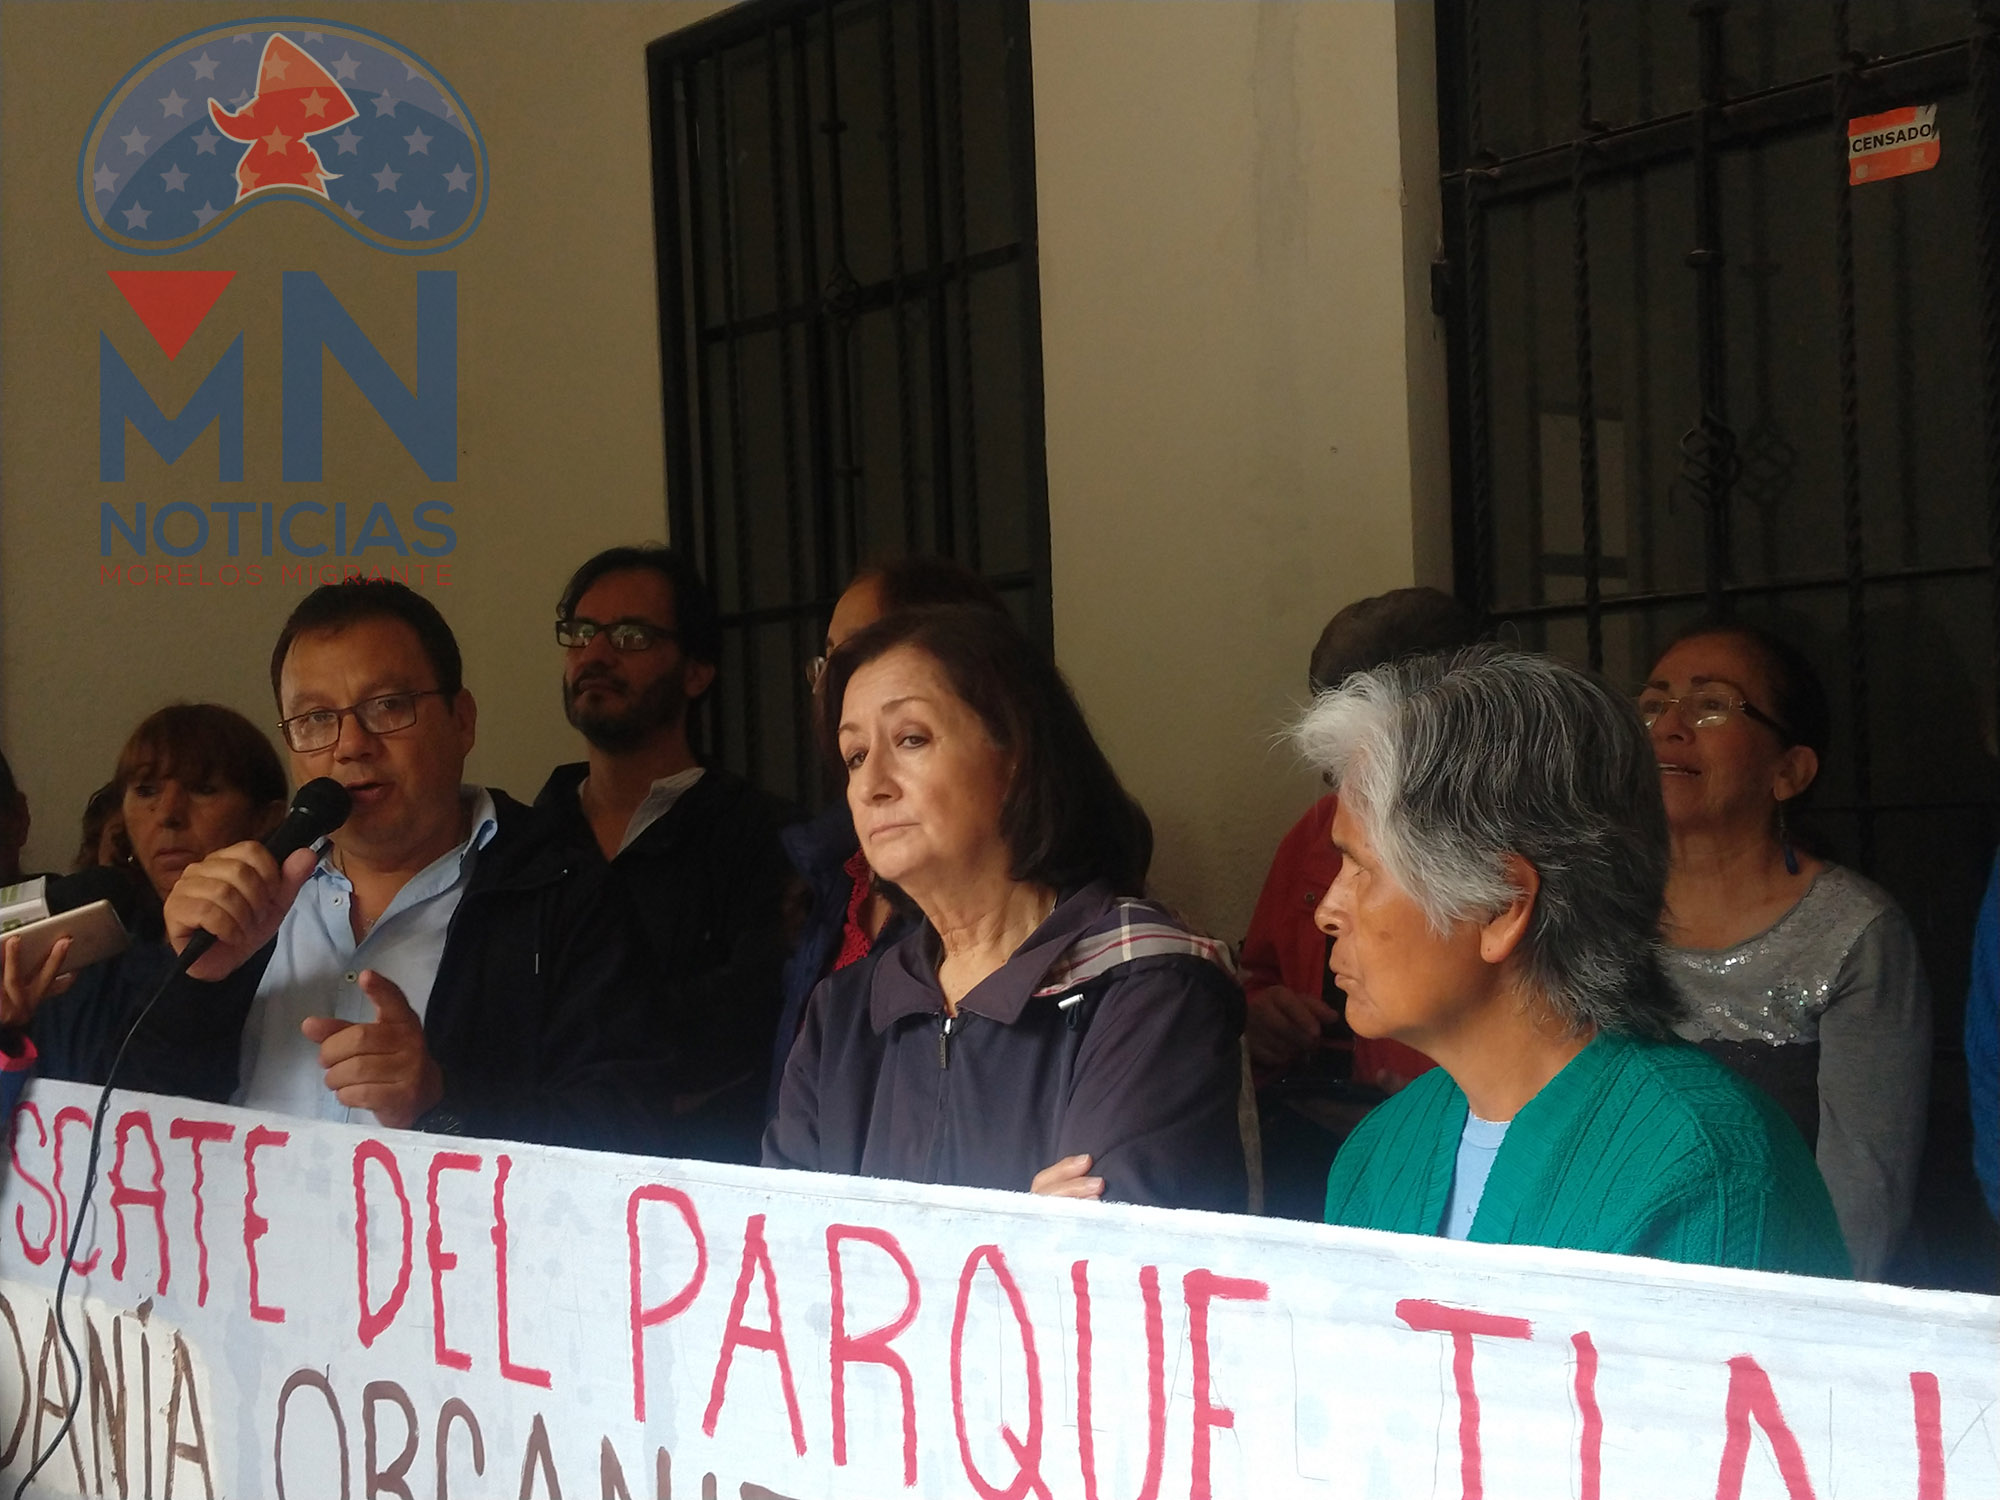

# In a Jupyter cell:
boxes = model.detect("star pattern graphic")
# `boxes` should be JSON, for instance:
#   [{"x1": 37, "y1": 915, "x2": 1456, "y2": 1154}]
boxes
[{"x1": 98, "y1": 36, "x2": 480, "y2": 244}]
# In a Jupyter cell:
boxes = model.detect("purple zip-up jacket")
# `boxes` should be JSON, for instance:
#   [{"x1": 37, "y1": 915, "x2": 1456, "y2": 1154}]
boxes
[{"x1": 763, "y1": 881, "x2": 1247, "y2": 1213}]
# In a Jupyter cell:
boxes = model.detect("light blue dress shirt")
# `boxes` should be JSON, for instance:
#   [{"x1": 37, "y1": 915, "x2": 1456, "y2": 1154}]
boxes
[
  {"x1": 233, "y1": 786, "x2": 500, "y2": 1125},
  {"x1": 1440, "y1": 1111, "x2": 1511, "y2": 1240}
]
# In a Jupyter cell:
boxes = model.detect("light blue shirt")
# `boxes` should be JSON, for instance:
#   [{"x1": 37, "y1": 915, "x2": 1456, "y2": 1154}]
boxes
[
  {"x1": 233, "y1": 786, "x2": 500, "y2": 1125},
  {"x1": 1440, "y1": 1111, "x2": 1511, "y2": 1240}
]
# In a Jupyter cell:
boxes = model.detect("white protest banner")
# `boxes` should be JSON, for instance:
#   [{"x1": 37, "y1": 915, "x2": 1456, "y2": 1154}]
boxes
[{"x1": 0, "y1": 1079, "x2": 1994, "y2": 1499}]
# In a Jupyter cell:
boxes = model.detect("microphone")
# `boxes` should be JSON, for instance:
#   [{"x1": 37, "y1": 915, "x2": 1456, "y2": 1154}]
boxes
[{"x1": 177, "y1": 777, "x2": 352, "y2": 967}]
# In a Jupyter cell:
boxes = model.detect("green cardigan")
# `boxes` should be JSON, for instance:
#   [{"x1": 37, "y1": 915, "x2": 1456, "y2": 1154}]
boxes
[{"x1": 1324, "y1": 1031, "x2": 1851, "y2": 1278}]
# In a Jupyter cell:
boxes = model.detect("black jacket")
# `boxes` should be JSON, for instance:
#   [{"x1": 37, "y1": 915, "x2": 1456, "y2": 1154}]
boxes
[
  {"x1": 28, "y1": 904, "x2": 175, "y2": 1086},
  {"x1": 765, "y1": 882, "x2": 1248, "y2": 1212},
  {"x1": 122, "y1": 790, "x2": 677, "y2": 1154},
  {"x1": 772, "y1": 800, "x2": 861, "y2": 1104},
  {"x1": 534, "y1": 763, "x2": 794, "y2": 1163}
]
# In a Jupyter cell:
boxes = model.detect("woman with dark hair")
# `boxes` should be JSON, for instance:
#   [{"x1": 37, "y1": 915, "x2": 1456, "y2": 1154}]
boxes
[
  {"x1": 3, "y1": 704, "x2": 287, "y2": 1082},
  {"x1": 1644, "y1": 621, "x2": 1931, "y2": 1280},
  {"x1": 765, "y1": 605, "x2": 1247, "y2": 1210},
  {"x1": 1305, "y1": 647, "x2": 1846, "y2": 1274},
  {"x1": 768, "y1": 557, "x2": 1011, "y2": 1108}
]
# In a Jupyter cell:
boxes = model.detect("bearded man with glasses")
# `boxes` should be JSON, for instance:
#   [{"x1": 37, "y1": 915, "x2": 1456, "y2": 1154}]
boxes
[
  {"x1": 127, "y1": 580, "x2": 675, "y2": 1153},
  {"x1": 535, "y1": 545, "x2": 793, "y2": 1165}
]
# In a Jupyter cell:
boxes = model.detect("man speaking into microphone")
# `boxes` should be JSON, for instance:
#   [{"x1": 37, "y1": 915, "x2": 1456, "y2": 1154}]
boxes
[{"x1": 128, "y1": 581, "x2": 672, "y2": 1152}]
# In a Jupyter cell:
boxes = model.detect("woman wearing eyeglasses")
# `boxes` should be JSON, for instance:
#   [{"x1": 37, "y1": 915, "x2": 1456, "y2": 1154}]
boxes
[{"x1": 1642, "y1": 622, "x2": 1931, "y2": 1280}]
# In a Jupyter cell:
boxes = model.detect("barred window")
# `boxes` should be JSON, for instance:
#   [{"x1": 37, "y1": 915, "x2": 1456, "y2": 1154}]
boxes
[
  {"x1": 648, "y1": 0, "x2": 1051, "y2": 808},
  {"x1": 1437, "y1": 1, "x2": 2000, "y2": 1285}
]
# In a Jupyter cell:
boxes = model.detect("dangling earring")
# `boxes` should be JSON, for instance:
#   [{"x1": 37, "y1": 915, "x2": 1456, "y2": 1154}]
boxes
[{"x1": 1778, "y1": 800, "x2": 1800, "y2": 876}]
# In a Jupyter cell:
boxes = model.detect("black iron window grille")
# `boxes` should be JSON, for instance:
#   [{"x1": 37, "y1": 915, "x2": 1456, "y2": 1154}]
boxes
[
  {"x1": 1437, "y1": 0, "x2": 2000, "y2": 1286},
  {"x1": 648, "y1": 0, "x2": 1052, "y2": 809}
]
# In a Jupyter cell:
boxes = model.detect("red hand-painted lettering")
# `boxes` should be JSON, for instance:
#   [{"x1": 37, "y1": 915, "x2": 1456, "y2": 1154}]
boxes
[
  {"x1": 826, "y1": 1224, "x2": 921, "y2": 1485},
  {"x1": 1572, "y1": 1331, "x2": 1601, "y2": 1500},
  {"x1": 702, "y1": 1213, "x2": 806, "y2": 1456},
  {"x1": 108, "y1": 1110, "x2": 170, "y2": 1294},
  {"x1": 1713, "y1": 1354, "x2": 1819, "y2": 1500},
  {"x1": 627, "y1": 1185, "x2": 706, "y2": 1423},
  {"x1": 353, "y1": 1139, "x2": 414, "y2": 1347},
  {"x1": 426, "y1": 1151, "x2": 481, "y2": 1373},
  {"x1": 1394, "y1": 1298, "x2": 1534, "y2": 1500},
  {"x1": 169, "y1": 1118, "x2": 234, "y2": 1307},
  {"x1": 10, "y1": 1104, "x2": 56, "y2": 1265},
  {"x1": 491, "y1": 1154, "x2": 550, "y2": 1389},
  {"x1": 1186, "y1": 1270, "x2": 1269, "y2": 1500},
  {"x1": 1910, "y1": 1372, "x2": 1944, "y2": 1500},
  {"x1": 242, "y1": 1126, "x2": 289, "y2": 1324},
  {"x1": 1073, "y1": 1261, "x2": 1165, "y2": 1500},
  {"x1": 52, "y1": 1105, "x2": 101, "y2": 1274},
  {"x1": 950, "y1": 1243, "x2": 1051, "y2": 1500}
]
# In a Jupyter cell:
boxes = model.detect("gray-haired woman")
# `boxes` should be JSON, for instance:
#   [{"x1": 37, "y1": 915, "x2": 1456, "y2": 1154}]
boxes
[{"x1": 1300, "y1": 646, "x2": 1848, "y2": 1275}]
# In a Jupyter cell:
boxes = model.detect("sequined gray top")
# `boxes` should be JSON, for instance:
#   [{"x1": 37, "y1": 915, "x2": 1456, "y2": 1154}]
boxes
[
  {"x1": 1663, "y1": 865, "x2": 1932, "y2": 1280},
  {"x1": 1668, "y1": 867, "x2": 1893, "y2": 1046}
]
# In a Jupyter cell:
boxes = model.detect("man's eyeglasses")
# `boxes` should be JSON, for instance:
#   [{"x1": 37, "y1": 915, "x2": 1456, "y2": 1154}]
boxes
[
  {"x1": 279, "y1": 690, "x2": 450, "y2": 753},
  {"x1": 1636, "y1": 686, "x2": 1791, "y2": 740},
  {"x1": 555, "y1": 618, "x2": 678, "y2": 652}
]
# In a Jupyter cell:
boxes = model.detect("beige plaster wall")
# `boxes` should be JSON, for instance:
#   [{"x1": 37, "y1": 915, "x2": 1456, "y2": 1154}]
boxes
[
  {"x1": 2, "y1": 0, "x2": 1446, "y2": 945},
  {"x1": 1030, "y1": 0, "x2": 1439, "y2": 938},
  {"x1": 1, "y1": 1, "x2": 724, "y2": 873}
]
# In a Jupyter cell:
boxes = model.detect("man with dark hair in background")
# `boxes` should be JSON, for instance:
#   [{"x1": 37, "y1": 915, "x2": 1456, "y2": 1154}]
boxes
[
  {"x1": 130, "y1": 580, "x2": 672, "y2": 1152},
  {"x1": 1243, "y1": 586, "x2": 1482, "y2": 1218},
  {"x1": 538, "y1": 545, "x2": 793, "y2": 1164}
]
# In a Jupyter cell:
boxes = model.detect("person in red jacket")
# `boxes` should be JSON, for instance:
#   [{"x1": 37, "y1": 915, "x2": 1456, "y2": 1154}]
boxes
[{"x1": 1243, "y1": 588, "x2": 1478, "y2": 1216}]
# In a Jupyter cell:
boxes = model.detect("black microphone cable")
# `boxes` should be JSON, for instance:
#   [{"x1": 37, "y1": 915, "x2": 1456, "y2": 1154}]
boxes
[
  {"x1": 11, "y1": 955, "x2": 192, "y2": 1498},
  {"x1": 9, "y1": 778, "x2": 350, "y2": 1497}
]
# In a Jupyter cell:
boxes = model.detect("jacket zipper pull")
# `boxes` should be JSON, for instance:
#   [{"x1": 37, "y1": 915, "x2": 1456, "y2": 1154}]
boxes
[{"x1": 938, "y1": 1013, "x2": 956, "y2": 1070}]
